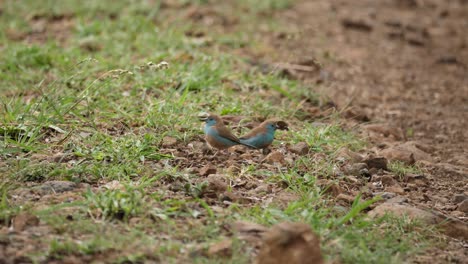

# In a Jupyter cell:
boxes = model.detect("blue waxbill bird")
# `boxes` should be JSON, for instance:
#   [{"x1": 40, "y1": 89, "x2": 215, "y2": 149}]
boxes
[
  {"x1": 239, "y1": 119, "x2": 289, "y2": 150},
  {"x1": 199, "y1": 113, "x2": 257, "y2": 150}
]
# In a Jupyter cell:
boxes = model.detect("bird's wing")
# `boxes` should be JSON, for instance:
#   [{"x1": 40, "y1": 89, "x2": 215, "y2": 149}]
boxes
[
  {"x1": 214, "y1": 125, "x2": 242, "y2": 144},
  {"x1": 239, "y1": 125, "x2": 266, "y2": 139}
]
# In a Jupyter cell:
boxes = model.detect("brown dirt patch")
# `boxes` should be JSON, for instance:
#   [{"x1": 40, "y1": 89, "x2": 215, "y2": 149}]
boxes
[{"x1": 252, "y1": 0, "x2": 467, "y2": 262}]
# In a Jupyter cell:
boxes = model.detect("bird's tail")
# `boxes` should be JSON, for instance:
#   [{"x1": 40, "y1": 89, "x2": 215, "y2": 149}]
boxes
[{"x1": 239, "y1": 139, "x2": 258, "y2": 149}]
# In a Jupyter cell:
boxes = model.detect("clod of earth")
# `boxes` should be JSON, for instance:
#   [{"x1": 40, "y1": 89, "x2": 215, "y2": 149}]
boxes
[
  {"x1": 379, "y1": 141, "x2": 433, "y2": 164},
  {"x1": 336, "y1": 148, "x2": 364, "y2": 163},
  {"x1": 457, "y1": 200, "x2": 468, "y2": 214},
  {"x1": 256, "y1": 222, "x2": 323, "y2": 264},
  {"x1": 344, "y1": 162, "x2": 369, "y2": 177},
  {"x1": 336, "y1": 193, "x2": 356, "y2": 204},
  {"x1": 207, "y1": 239, "x2": 232, "y2": 258},
  {"x1": 384, "y1": 185, "x2": 405, "y2": 195},
  {"x1": 453, "y1": 194, "x2": 468, "y2": 204},
  {"x1": 363, "y1": 156, "x2": 388, "y2": 170},
  {"x1": 262, "y1": 151, "x2": 285, "y2": 165},
  {"x1": 369, "y1": 201, "x2": 468, "y2": 240},
  {"x1": 34, "y1": 180, "x2": 77, "y2": 195},
  {"x1": 161, "y1": 136, "x2": 178, "y2": 147},
  {"x1": 289, "y1": 142, "x2": 309, "y2": 155},
  {"x1": 199, "y1": 165, "x2": 217, "y2": 176},
  {"x1": 12, "y1": 213, "x2": 40, "y2": 232}
]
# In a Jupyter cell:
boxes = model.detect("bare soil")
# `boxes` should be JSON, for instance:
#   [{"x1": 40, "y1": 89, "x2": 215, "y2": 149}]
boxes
[
  {"x1": 254, "y1": 0, "x2": 467, "y2": 261},
  {"x1": 2, "y1": 0, "x2": 467, "y2": 263}
]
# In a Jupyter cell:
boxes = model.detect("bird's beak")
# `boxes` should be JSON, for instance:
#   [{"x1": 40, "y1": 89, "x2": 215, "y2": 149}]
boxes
[
  {"x1": 198, "y1": 112, "x2": 209, "y2": 121},
  {"x1": 275, "y1": 121, "x2": 289, "y2": 131}
]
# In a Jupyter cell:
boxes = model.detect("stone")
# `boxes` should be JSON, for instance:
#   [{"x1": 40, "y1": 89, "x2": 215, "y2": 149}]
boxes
[
  {"x1": 35, "y1": 181, "x2": 77, "y2": 194},
  {"x1": 206, "y1": 174, "x2": 228, "y2": 193},
  {"x1": 345, "y1": 163, "x2": 369, "y2": 177},
  {"x1": 199, "y1": 165, "x2": 217, "y2": 176},
  {"x1": 336, "y1": 148, "x2": 364, "y2": 163},
  {"x1": 457, "y1": 200, "x2": 468, "y2": 214},
  {"x1": 380, "y1": 175, "x2": 396, "y2": 186},
  {"x1": 386, "y1": 196, "x2": 408, "y2": 204},
  {"x1": 102, "y1": 180, "x2": 124, "y2": 190},
  {"x1": 12, "y1": 213, "x2": 39, "y2": 232},
  {"x1": 379, "y1": 141, "x2": 433, "y2": 164},
  {"x1": 263, "y1": 151, "x2": 285, "y2": 165},
  {"x1": 362, "y1": 124, "x2": 402, "y2": 139},
  {"x1": 385, "y1": 185, "x2": 405, "y2": 195},
  {"x1": 273, "y1": 191, "x2": 300, "y2": 207},
  {"x1": 256, "y1": 222, "x2": 323, "y2": 264},
  {"x1": 450, "y1": 211, "x2": 465, "y2": 218},
  {"x1": 318, "y1": 180, "x2": 342, "y2": 197},
  {"x1": 161, "y1": 136, "x2": 177, "y2": 147},
  {"x1": 232, "y1": 221, "x2": 268, "y2": 247},
  {"x1": 453, "y1": 194, "x2": 468, "y2": 204},
  {"x1": 289, "y1": 142, "x2": 309, "y2": 155},
  {"x1": 363, "y1": 156, "x2": 388, "y2": 170},
  {"x1": 345, "y1": 175, "x2": 360, "y2": 184},
  {"x1": 207, "y1": 239, "x2": 232, "y2": 257},
  {"x1": 336, "y1": 193, "x2": 355, "y2": 204},
  {"x1": 369, "y1": 203, "x2": 468, "y2": 240},
  {"x1": 375, "y1": 192, "x2": 396, "y2": 200}
]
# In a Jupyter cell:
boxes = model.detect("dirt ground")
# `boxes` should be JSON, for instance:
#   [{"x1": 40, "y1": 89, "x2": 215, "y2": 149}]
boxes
[
  {"x1": 2, "y1": 0, "x2": 467, "y2": 263},
  {"x1": 258, "y1": 0, "x2": 467, "y2": 261}
]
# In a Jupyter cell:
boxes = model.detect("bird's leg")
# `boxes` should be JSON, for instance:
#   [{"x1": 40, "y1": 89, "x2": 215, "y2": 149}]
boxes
[{"x1": 210, "y1": 150, "x2": 219, "y2": 159}]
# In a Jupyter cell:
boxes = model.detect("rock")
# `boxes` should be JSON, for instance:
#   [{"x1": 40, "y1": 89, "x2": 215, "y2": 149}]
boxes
[
  {"x1": 457, "y1": 200, "x2": 468, "y2": 214},
  {"x1": 385, "y1": 185, "x2": 405, "y2": 195},
  {"x1": 453, "y1": 194, "x2": 468, "y2": 204},
  {"x1": 35, "y1": 181, "x2": 77, "y2": 194},
  {"x1": 263, "y1": 151, "x2": 285, "y2": 165},
  {"x1": 345, "y1": 175, "x2": 360, "y2": 184},
  {"x1": 362, "y1": 124, "x2": 402, "y2": 139},
  {"x1": 375, "y1": 192, "x2": 396, "y2": 200},
  {"x1": 318, "y1": 180, "x2": 342, "y2": 197},
  {"x1": 369, "y1": 203, "x2": 468, "y2": 240},
  {"x1": 256, "y1": 222, "x2": 323, "y2": 264},
  {"x1": 404, "y1": 174, "x2": 428, "y2": 186},
  {"x1": 221, "y1": 191, "x2": 243, "y2": 203},
  {"x1": 342, "y1": 108, "x2": 370, "y2": 122},
  {"x1": 431, "y1": 195, "x2": 449, "y2": 204},
  {"x1": 199, "y1": 165, "x2": 217, "y2": 176},
  {"x1": 206, "y1": 174, "x2": 228, "y2": 194},
  {"x1": 289, "y1": 142, "x2": 309, "y2": 155},
  {"x1": 386, "y1": 196, "x2": 408, "y2": 204},
  {"x1": 342, "y1": 18, "x2": 373, "y2": 32},
  {"x1": 273, "y1": 191, "x2": 300, "y2": 207},
  {"x1": 232, "y1": 221, "x2": 268, "y2": 246},
  {"x1": 450, "y1": 211, "x2": 465, "y2": 218},
  {"x1": 207, "y1": 239, "x2": 232, "y2": 257},
  {"x1": 337, "y1": 193, "x2": 355, "y2": 204},
  {"x1": 345, "y1": 163, "x2": 369, "y2": 177},
  {"x1": 161, "y1": 136, "x2": 177, "y2": 147},
  {"x1": 379, "y1": 141, "x2": 433, "y2": 164},
  {"x1": 188, "y1": 141, "x2": 205, "y2": 150},
  {"x1": 363, "y1": 156, "x2": 388, "y2": 170},
  {"x1": 12, "y1": 213, "x2": 39, "y2": 232},
  {"x1": 380, "y1": 175, "x2": 397, "y2": 186},
  {"x1": 369, "y1": 203, "x2": 435, "y2": 223},
  {"x1": 336, "y1": 148, "x2": 364, "y2": 163},
  {"x1": 102, "y1": 180, "x2": 124, "y2": 190}
]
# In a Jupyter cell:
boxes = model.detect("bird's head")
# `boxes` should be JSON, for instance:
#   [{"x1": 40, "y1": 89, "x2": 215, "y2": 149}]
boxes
[
  {"x1": 263, "y1": 120, "x2": 289, "y2": 132},
  {"x1": 198, "y1": 112, "x2": 221, "y2": 126}
]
